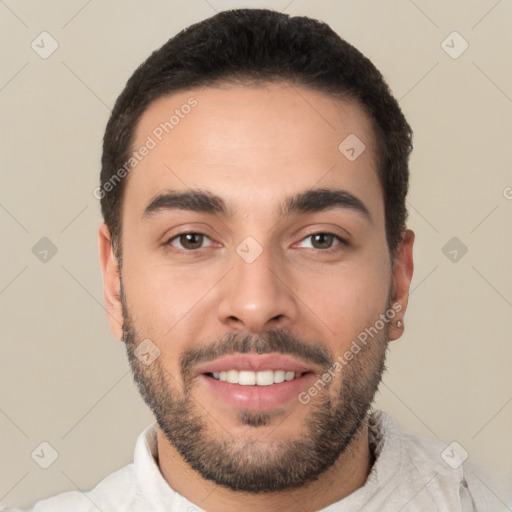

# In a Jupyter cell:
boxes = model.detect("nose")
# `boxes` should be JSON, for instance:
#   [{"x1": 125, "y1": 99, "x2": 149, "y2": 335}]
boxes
[{"x1": 216, "y1": 244, "x2": 299, "y2": 334}]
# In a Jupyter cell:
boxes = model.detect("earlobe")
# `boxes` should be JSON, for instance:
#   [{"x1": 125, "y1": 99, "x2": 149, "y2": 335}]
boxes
[
  {"x1": 98, "y1": 224, "x2": 124, "y2": 341},
  {"x1": 388, "y1": 229, "x2": 415, "y2": 341}
]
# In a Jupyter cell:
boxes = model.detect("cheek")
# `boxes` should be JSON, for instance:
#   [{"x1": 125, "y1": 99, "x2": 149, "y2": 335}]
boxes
[
  {"x1": 302, "y1": 254, "x2": 391, "y2": 352},
  {"x1": 121, "y1": 256, "x2": 224, "y2": 364},
  {"x1": 121, "y1": 265, "x2": 211, "y2": 382}
]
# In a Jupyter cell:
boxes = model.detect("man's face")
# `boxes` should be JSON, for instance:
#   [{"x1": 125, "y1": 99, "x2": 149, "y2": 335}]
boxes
[{"x1": 101, "y1": 83, "x2": 410, "y2": 492}]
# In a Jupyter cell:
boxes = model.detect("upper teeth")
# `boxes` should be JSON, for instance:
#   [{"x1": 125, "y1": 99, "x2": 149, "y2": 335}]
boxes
[{"x1": 212, "y1": 370, "x2": 299, "y2": 386}]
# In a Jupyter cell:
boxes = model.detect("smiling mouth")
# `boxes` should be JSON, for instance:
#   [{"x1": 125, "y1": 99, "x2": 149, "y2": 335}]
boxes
[
  {"x1": 205, "y1": 369, "x2": 307, "y2": 386},
  {"x1": 195, "y1": 352, "x2": 319, "y2": 410}
]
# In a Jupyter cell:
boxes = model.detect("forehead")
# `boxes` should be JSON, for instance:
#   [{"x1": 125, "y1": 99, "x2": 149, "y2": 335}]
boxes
[{"x1": 123, "y1": 82, "x2": 382, "y2": 223}]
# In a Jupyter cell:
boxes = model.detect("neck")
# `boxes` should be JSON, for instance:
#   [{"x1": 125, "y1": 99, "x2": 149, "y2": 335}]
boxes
[{"x1": 156, "y1": 420, "x2": 373, "y2": 512}]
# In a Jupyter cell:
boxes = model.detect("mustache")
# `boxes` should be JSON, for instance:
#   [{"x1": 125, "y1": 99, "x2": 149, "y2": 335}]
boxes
[{"x1": 179, "y1": 329, "x2": 334, "y2": 376}]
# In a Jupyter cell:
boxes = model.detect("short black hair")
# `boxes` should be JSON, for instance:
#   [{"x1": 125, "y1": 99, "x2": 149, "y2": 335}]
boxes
[{"x1": 100, "y1": 8, "x2": 413, "y2": 263}]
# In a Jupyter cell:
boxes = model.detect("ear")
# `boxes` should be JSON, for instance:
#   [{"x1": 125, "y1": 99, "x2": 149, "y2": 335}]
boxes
[
  {"x1": 98, "y1": 223, "x2": 124, "y2": 341},
  {"x1": 388, "y1": 229, "x2": 415, "y2": 341}
]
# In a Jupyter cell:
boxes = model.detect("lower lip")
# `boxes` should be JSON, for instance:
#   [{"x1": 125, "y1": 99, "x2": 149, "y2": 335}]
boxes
[{"x1": 198, "y1": 373, "x2": 316, "y2": 411}]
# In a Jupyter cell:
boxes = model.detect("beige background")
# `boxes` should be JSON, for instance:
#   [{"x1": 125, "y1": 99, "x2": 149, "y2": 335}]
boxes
[{"x1": 1, "y1": 0, "x2": 511, "y2": 509}]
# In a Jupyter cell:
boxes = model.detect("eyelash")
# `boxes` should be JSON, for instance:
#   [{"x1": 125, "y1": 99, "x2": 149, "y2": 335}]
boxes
[{"x1": 164, "y1": 231, "x2": 348, "y2": 252}]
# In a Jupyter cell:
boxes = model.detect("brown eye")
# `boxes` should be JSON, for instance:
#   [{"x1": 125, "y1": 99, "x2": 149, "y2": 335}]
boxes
[
  {"x1": 311, "y1": 233, "x2": 335, "y2": 249},
  {"x1": 296, "y1": 232, "x2": 346, "y2": 250},
  {"x1": 167, "y1": 233, "x2": 210, "y2": 250},
  {"x1": 180, "y1": 233, "x2": 203, "y2": 250}
]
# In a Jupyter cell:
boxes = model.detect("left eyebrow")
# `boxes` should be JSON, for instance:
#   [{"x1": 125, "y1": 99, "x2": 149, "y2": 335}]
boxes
[
  {"x1": 280, "y1": 188, "x2": 372, "y2": 224},
  {"x1": 141, "y1": 187, "x2": 372, "y2": 224}
]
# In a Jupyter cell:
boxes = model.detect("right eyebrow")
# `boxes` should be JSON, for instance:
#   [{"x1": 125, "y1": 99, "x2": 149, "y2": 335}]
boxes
[{"x1": 142, "y1": 189, "x2": 233, "y2": 220}]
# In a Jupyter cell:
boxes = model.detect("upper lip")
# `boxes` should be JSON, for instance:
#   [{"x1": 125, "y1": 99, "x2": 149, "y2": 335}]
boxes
[{"x1": 195, "y1": 353, "x2": 316, "y2": 376}]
